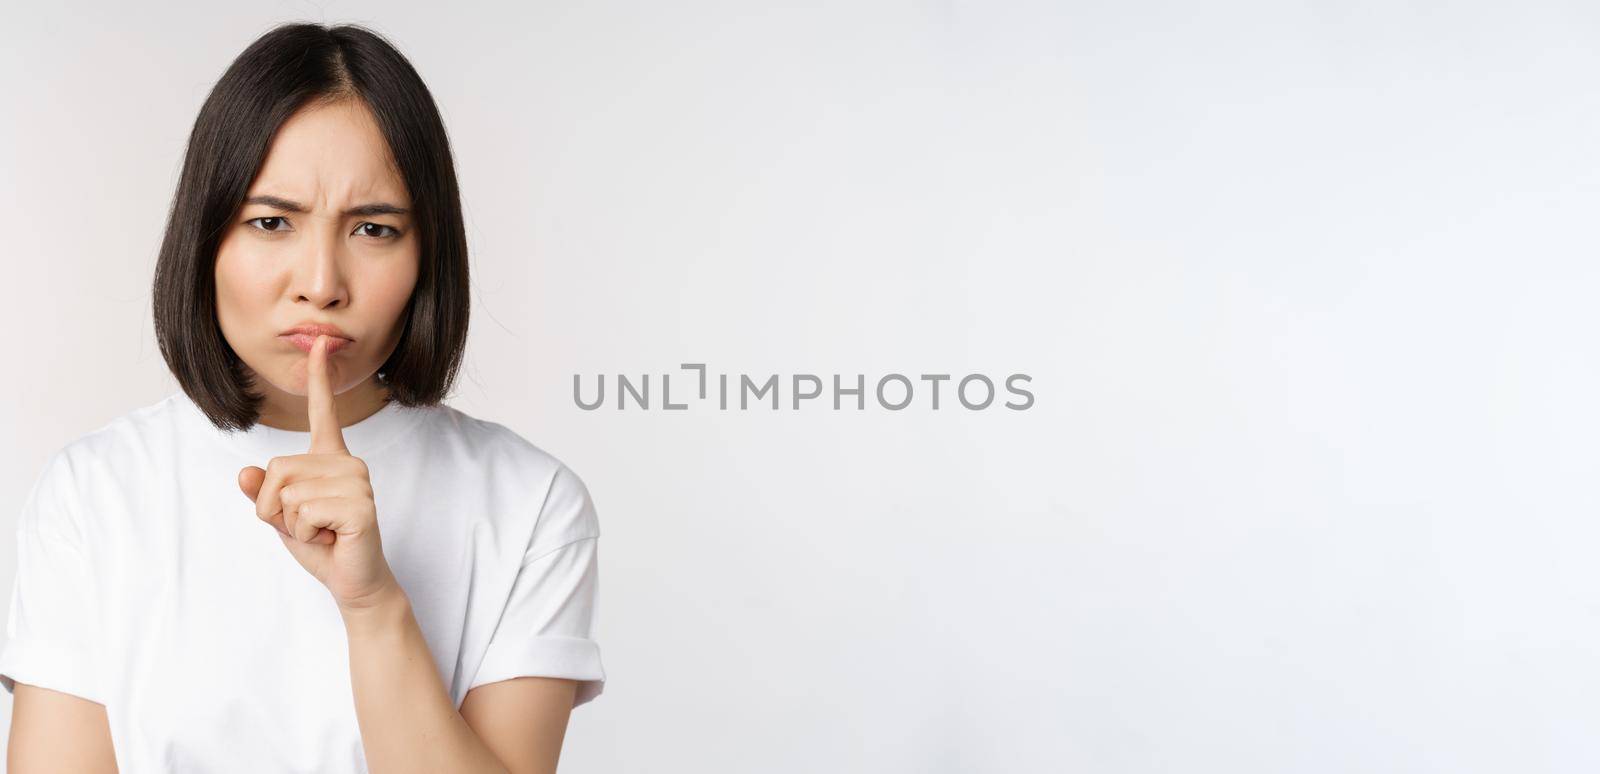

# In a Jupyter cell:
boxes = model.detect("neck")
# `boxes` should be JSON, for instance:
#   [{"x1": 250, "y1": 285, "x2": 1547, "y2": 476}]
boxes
[{"x1": 254, "y1": 374, "x2": 390, "y2": 432}]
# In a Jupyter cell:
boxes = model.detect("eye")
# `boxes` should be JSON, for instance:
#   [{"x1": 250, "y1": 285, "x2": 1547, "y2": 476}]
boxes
[
  {"x1": 355, "y1": 222, "x2": 401, "y2": 239},
  {"x1": 246, "y1": 216, "x2": 291, "y2": 232}
]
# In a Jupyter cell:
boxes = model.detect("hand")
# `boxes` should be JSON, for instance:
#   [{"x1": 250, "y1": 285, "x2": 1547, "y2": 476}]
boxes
[{"x1": 236, "y1": 334, "x2": 400, "y2": 611}]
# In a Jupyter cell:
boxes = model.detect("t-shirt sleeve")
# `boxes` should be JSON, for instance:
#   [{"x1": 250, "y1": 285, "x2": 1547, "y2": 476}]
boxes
[
  {"x1": 0, "y1": 450, "x2": 107, "y2": 705},
  {"x1": 469, "y1": 464, "x2": 606, "y2": 708}
]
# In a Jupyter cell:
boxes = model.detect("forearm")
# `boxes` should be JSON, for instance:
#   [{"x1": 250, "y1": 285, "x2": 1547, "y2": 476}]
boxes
[{"x1": 341, "y1": 585, "x2": 509, "y2": 774}]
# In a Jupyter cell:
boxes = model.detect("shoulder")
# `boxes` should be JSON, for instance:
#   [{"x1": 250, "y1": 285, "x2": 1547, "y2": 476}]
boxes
[
  {"x1": 421, "y1": 404, "x2": 601, "y2": 544},
  {"x1": 19, "y1": 393, "x2": 184, "y2": 537},
  {"x1": 34, "y1": 393, "x2": 186, "y2": 488},
  {"x1": 420, "y1": 403, "x2": 571, "y2": 482}
]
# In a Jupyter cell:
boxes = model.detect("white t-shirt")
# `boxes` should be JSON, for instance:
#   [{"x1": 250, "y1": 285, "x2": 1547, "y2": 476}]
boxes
[{"x1": 0, "y1": 389, "x2": 606, "y2": 772}]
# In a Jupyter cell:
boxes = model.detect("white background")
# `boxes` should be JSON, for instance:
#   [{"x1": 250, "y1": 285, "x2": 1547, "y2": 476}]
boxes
[{"x1": 2, "y1": 1, "x2": 1596, "y2": 771}]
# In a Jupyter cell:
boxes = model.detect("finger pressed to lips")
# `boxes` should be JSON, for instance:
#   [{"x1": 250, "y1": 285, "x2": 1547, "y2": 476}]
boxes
[
  {"x1": 280, "y1": 333, "x2": 351, "y2": 354},
  {"x1": 306, "y1": 334, "x2": 348, "y2": 454},
  {"x1": 246, "y1": 334, "x2": 356, "y2": 546}
]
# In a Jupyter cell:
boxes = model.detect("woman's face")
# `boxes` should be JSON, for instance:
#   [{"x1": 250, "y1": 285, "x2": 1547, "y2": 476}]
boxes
[{"x1": 214, "y1": 97, "x2": 419, "y2": 404}]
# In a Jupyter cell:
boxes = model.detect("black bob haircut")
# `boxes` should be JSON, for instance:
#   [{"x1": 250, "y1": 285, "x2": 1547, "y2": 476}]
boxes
[{"x1": 153, "y1": 22, "x2": 469, "y2": 432}]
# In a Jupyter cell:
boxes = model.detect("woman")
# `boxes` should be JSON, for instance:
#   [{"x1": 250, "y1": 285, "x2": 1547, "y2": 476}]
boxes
[{"x1": 0, "y1": 22, "x2": 606, "y2": 773}]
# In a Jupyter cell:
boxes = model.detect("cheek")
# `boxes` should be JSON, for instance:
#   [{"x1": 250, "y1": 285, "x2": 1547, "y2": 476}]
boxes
[
  {"x1": 381, "y1": 270, "x2": 418, "y2": 314},
  {"x1": 214, "y1": 246, "x2": 245, "y2": 329},
  {"x1": 213, "y1": 241, "x2": 278, "y2": 341},
  {"x1": 370, "y1": 252, "x2": 420, "y2": 318}
]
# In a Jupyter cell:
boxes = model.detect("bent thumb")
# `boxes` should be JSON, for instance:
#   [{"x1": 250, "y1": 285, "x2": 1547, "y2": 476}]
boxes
[{"x1": 238, "y1": 466, "x2": 265, "y2": 502}]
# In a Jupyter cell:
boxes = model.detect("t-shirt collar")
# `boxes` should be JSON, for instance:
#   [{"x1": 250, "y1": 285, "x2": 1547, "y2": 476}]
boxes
[{"x1": 172, "y1": 388, "x2": 429, "y2": 460}]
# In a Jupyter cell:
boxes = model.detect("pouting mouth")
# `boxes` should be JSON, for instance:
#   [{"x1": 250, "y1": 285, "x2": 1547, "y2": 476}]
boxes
[{"x1": 278, "y1": 333, "x2": 353, "y2": 354}]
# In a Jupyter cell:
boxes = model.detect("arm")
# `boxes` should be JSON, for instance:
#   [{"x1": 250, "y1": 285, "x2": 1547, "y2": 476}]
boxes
[
  {"x1": 2, "y1": 450, "x2": 116, "y2": 773},
  {"x1": 341, "y1": 585, "x2": 576, "y2": 774},
  {"x1": 460, "y1": 676, "x2": 577, "y2": 774},
  {"x1": 247, "y1": 345, "x2": 595, "y2": 772},
  {"x1": 7, "y1": 683, "x2": 117, "y2": 773}
]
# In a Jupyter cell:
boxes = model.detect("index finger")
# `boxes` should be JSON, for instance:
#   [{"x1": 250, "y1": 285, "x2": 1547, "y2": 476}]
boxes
[{"x1": 307, "y1": 335, "x2": 348, "y2": 454}]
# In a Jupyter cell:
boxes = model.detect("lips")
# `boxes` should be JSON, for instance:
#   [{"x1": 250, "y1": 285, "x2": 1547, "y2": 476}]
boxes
[
  {"x1": 279, "y1": 333, "x2": 351, "y2": 354},
  {"x1": 279, "y1": 323, "x2": 354, "y2": 354}
]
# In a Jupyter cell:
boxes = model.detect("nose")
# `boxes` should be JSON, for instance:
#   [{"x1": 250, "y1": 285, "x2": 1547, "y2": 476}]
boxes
[{"x1": 289, "y1": 223, "x2": 349, "y2": 310}]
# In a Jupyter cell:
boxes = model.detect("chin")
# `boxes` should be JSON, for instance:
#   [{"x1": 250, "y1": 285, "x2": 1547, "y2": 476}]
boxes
[{"x1": 241, "y1": 360, "x2": 311, "y2": 398}]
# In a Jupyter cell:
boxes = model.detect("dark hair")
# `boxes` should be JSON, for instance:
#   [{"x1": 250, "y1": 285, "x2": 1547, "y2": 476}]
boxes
[{"x1": 152, "y1": 22, "x2": 469, "y2": 432}]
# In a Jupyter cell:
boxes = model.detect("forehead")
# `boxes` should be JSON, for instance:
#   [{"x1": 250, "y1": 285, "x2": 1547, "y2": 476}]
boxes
[{"x1": 247, "y1": 98, "x2": 409, "y2": 206}]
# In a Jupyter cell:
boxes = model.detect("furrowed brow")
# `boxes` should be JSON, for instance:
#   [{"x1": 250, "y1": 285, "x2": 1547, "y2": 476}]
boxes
[
  {"x1": 243, "y1": 195, "x2": 307, "y2": 213},
  {"x1": 242, "y1": 196, "x2": 409, "y2": 218},
  {"x1": 343, "y1": 203, "x2": 410, "y2": 217}
]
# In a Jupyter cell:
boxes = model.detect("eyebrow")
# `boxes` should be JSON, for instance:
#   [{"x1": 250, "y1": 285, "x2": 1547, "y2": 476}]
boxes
[{"x1": 243, "y1": 194, "x2": 410, "y2": 218}]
